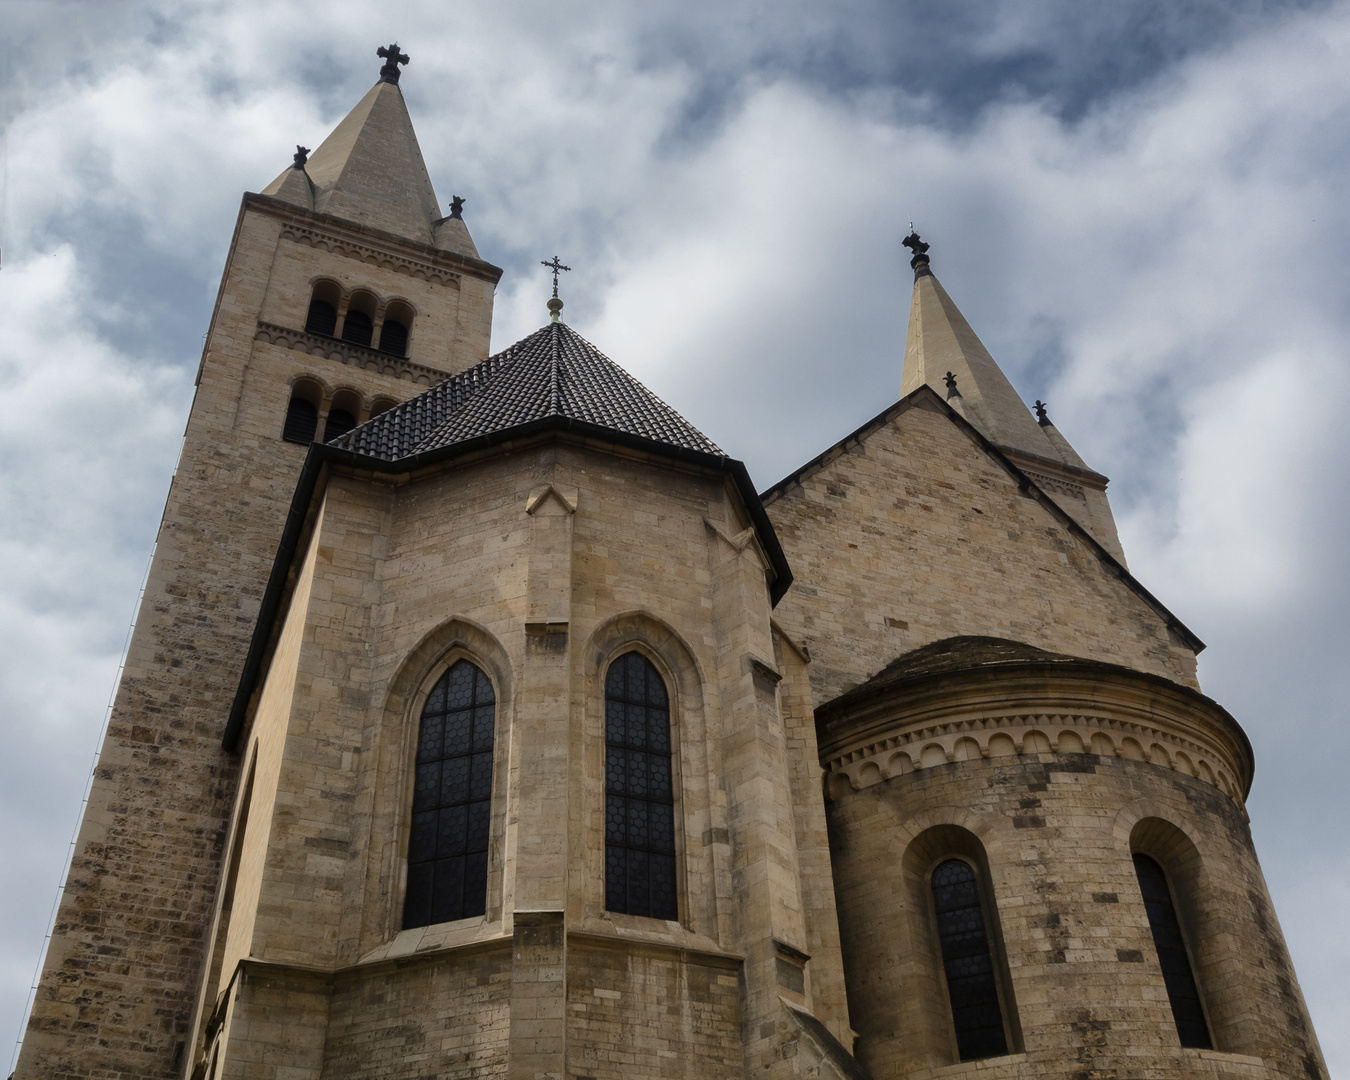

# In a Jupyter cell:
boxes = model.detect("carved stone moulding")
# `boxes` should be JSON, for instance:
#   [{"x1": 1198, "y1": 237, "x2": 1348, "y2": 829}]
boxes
[
  {"x1": 815, "y1": 644, "x2": 1253, "y2": 811},
  {"x1": 279, "y1": 224, "x2": 464, "y2": 288},
  {"x1": 254, "y1": 321, "x2": 443, "y2": 385}
]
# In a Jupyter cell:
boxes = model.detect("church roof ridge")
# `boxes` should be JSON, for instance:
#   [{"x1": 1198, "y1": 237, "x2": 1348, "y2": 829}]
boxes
[{"x1": 332, "y1": 319, "x2": 723, "y2": 461}]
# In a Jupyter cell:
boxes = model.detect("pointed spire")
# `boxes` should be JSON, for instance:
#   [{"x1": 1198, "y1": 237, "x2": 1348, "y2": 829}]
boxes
[
  {"x1": 900, "y1": 237, "x2": 1070, "y2": 465},
  {"x1": 433, "y1": 196, "x2": 480, "y2": 258},
  {"x1": 261, "y1": 55, "x2": 444, "y2": 244},
  {"x1": 900, "y1": 237, "x2": 1128, "y2": 563}
]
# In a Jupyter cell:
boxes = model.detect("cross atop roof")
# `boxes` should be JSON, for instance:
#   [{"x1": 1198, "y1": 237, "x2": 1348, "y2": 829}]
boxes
[
  {"x1": 378, "y1": 42, "x2": 410, "y2": 85},
  {"x1": 542, "y1": 255, "x2": 571, "y2": 297}
]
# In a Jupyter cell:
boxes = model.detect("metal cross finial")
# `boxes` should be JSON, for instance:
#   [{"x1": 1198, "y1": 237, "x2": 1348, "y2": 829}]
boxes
[
  {"x1": 541, "y1": 255, "x2": 572, "y2": 297},
  {"x1": 377, "y1": 42, "x2": 410, "y2": 84}
]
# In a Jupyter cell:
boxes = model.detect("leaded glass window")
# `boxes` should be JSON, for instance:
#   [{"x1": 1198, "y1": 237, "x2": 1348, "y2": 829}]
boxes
[
  {"x1": 402, "y1": 660, "x2": 495, "y2": 929},
  {"x1": 931, "y1": 859, "x2": 1009, "y2": 1062},
  {"x1": 604, "y1": 652, "x2": 677, "y2": 920},
  {"x1": 1133, "y1": 854, "x2": 1211, "y2": 1049}
]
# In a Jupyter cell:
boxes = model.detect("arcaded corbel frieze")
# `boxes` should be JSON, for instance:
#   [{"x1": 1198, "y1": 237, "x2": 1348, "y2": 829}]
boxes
[
  {"x1": 823, "y1": 711, "x2": 1247, "y2": 810},
  {"x1": 253, "y1": 320, "x2": 448, "y2": 385},
  {"x1": 278, "y1": 222, "x2": 464, "y2": 287}
]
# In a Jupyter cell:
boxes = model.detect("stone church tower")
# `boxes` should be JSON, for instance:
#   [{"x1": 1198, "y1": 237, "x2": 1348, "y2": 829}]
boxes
[{"x1": 15, "y1": 47, "x2": 1327, "y2": 1080}]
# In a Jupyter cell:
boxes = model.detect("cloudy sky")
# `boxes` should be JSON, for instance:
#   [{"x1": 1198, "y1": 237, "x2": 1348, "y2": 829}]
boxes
[{"x1": 2, "y1": 0, "x2": 1348, "y2": 1071}]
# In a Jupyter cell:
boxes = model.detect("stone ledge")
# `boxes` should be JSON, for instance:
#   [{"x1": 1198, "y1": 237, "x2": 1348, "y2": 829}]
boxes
[{"x1": 254, "y1": 320, "x2": 448, "y2": 385}]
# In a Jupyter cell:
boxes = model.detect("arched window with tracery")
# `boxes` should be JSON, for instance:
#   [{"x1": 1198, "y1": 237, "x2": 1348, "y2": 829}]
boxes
[
  {"x1": 604, "y1": 652, "x2": 677, "y2": 920},
  {"x1": 1133, "y1": 853, "x2": 1212, "y2": 1049},
  {"x1": 403, "y1": 659, "x2": 496, "y2": 929},
  {"x1": 931, "y1": 858, "x2": 1010, "y2": 1061}
]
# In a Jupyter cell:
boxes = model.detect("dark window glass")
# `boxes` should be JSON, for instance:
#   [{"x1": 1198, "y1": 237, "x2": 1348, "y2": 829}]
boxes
[
  {"x1": 379, "y1": 318, "x2": 408, "y2": 356},
  {"x1": 931, "y1": 859, "x2": 1009, "y2": 1062},
  {"x1": 403, "y1": 660, "x2": 495, "y2": 929},
  {"x1": 604, "y1": 652, "x2": 677, "y2": 920},
  {"x1": 324, "y1": 409, "x2": 356, "y2": 442},
  {"x1": 1133, "y1": 854, "x2": 1212, "y2": 1049},
  {"x1": 341, "y1": 308, "x2": 373, "y2": 347},
  {"x1": 305, "y1": 297, "x2": 337, "y2": 336},
  {"x1": 281, "y1": 397, "x2": 318, "y2": 444}
]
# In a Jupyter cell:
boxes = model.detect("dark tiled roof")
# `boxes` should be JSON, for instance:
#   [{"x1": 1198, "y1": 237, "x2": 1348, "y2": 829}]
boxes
[{"x1": 331, "y1": 321, "x2": 721, "y2": 461}]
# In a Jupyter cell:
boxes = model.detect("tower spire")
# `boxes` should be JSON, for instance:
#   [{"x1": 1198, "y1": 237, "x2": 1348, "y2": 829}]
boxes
[
  {"x1": 900, "y1": 235, "x2": 1127, "y2": 561},
  {"x1": 259, "y1": 45, "x2": 448, "y2": 245}
]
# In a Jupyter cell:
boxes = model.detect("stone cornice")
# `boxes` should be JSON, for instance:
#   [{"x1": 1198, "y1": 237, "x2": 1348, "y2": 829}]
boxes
[
  {"x1": 254, "y1": 320, "x2": 448, "y2": 386},
  {"x1": 245, "y1": 192, "x2": 504, "y2": 286},
  {"x1": 818, "y1": 662, "x2": 1253, "y2": 808}
]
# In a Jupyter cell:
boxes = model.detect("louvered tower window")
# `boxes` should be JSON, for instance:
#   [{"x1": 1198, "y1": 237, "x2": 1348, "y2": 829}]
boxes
[
  {"x1": 324, "y1": 409, "x2": 356, "y2": 442},
  {"x1": 305, "y1": 298, "x2": 337, "y2": 336},
  {"x1": 1133, "y1": 854, "x2": 1212, "y2": 1049},
  {"x1": 931, "y1": 859, "x2": 1009, "y2": 1061},
  {"x1": 379, "y1": 318, "x2": 408, "y2": 356},
  {"x1": 604, "y1": 652, "x2": 677, "y2": 920},
  {"x1": 403, "y1": 660, "x2": 496, "y2": 929},
  {"x1": 281, "y1": 397, "x2": 318, "y2": 444},
  {"x1": 341, "y1": 309, "x2": 373, "y2": 347}
]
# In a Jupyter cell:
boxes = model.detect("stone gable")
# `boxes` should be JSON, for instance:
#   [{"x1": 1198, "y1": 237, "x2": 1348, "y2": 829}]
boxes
[{"x1": 765, "y1": 393, "x2": 1199, "y2": 706}]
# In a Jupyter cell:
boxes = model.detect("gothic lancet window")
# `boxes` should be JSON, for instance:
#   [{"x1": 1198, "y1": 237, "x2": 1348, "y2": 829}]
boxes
[
  {"x1": 931, "y1": 859, "x2": 1010, "y2": 1062},
  {"x1": 403, "y1": 660, "x2": 496, "y2": 929},
  {"x1": 281, "y1": 396, "x2": 318, "y2": 444},
  {"x1": 604, "y1": 652, "x2": 677, "y2": 920},
  {"x1": 1133, "y1": 854, "x2": 1212, "y2": 1049}
]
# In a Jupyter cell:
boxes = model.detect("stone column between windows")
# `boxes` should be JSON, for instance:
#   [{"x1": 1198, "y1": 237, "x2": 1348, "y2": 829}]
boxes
[{"x1": 507, "y1": 481, "x2": 577, "y2": 1080}]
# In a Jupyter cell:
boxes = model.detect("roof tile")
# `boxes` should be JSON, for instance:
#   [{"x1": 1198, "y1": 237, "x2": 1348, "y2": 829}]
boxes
[{"x1": 332, "y1": 321, "x2": 721, "y2": 461}]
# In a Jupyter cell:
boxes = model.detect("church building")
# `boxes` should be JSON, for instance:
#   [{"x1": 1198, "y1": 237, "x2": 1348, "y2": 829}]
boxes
[{"x1": 14, "y1": 45, "x2": 1328, "y2": 1080}]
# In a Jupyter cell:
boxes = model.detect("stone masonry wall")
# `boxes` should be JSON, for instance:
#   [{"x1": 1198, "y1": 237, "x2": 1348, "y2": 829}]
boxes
[
  {"x1": 17, "y1": 196, "x2": 496, "y2": 1080},
  {"x1": 826, "y1": 748, "x2": 1327, "y2": 1080}
]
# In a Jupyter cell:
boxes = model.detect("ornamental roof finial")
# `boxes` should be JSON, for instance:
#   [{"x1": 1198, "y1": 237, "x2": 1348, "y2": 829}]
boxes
[
  {"x1": 541, "y1": 255, "x2": 572, "y2": 322},
  {"x1": 902, "y1": 227, "x2": 931, "y2": 277},
  {"x1": 377, "y1": 42, "x2": 410, "y2": 85}
]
